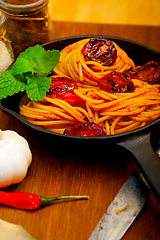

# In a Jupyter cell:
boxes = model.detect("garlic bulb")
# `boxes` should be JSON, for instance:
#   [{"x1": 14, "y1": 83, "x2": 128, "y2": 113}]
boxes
[{"x1": 0, "y1": 130, "x2": 32, "y2": 188}]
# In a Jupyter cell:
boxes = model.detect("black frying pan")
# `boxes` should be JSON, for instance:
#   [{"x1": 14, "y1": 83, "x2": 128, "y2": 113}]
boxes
[{"x1": 0, "y1": 36, "x2": 160, "y2": 204}]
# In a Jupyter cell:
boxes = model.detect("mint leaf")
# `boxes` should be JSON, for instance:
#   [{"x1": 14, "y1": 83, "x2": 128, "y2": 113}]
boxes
[
  {"x1": 17, "y1": 44, "x2": 45, "y2": 65},
  {"x1": 0, "y1": 70, "x2": 26, "y2": 99},
  {"x1": 26, "y1": 73, "x2": 52, "y2": 101},
  {"x1": 11, "y1": 44, "x2": 60, "y2": 79},
  {"x1": 11, "y1": 58, "x2": 34, "y2": 76},
  {"x1": 11, "y1": 45, "x2": 45, "y2": 76},
  {"x1": 13, "y1": 44, "x2": 60, "y2": 77},
  {"x1": 0, "y1": 44, "x2": 60, "y2": 101},
  {"x1": 34, "y1": 49, "x2": 60, "y2": 77}
]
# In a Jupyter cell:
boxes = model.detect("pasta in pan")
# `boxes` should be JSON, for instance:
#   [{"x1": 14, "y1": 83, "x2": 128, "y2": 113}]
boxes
[
  {"x1": 19, "y1": 37, "x2": 160, "y2": 136},
  {"x1": 53, "y1": 38, "x2": 135, "y2": 86},
  {"x1": 20, "y1": 79, "x2": 160, "y2": 135}
]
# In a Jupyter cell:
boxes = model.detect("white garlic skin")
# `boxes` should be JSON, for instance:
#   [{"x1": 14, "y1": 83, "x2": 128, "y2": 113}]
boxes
[{"x1": 0, "y1": 130, "x2": 32, "y2": 188}]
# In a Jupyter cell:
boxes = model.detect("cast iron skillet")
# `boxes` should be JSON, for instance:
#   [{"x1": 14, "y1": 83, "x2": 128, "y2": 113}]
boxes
[{"x1": 0, "y1": 35, "x2": 160, "y2": 204}]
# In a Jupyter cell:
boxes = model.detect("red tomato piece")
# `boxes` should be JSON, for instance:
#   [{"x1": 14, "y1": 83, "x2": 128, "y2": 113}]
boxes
[
  {"x1": 98, "y1": 71, "x2": 135, "y2": 93},
  {"x1": 47, "y1": 76, "x2": 78, "y2": 98},
  {"x1": 81, "y1": 37, "x2": 117, "y2": 66},
  {"x1": 60, "y1": 92, "x2": 86, "y2": 107},
  {"x1": 126, "y1": 61, "x2": 160, "y2": 85},
  {"x1": 47, "y1": 76, "x2": 85, "y2": 106},
  {"x1": 64, "y1": 123, "x2": 105, "y2": 136}
]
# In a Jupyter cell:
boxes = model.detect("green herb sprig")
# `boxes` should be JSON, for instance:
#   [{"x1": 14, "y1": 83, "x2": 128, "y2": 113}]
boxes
[{"x1": 0, "y1": 45, "x2": 60, "y2": 101}]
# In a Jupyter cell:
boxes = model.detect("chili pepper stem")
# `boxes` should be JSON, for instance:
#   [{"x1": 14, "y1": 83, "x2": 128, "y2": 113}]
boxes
[{"x1": 40, "y1": 195, "x2": 89, "y2": 207}]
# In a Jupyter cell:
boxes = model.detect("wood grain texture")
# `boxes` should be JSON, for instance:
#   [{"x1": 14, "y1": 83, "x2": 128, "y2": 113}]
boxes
[
  {"x1": 49, "y1": 0, "x2": 160, "y2": 26},
  {"x1": 53, "y1": 22, "x2": 160, "y2": 52},
  {"x1": 0, "y1": 22, "x2": 160, "y2": 240}
]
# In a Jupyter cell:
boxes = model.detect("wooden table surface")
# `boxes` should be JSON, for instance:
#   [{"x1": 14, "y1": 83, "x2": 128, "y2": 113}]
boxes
[
  {"x1": 48, "y1": 0, "x2": 160, "y2": 26},
  {"x1": 0, "y1": 21, "x2": 160, "y2": 240}
]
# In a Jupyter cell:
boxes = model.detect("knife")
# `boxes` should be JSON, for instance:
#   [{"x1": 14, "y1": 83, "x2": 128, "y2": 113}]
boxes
[{"x1": 88, "y1": 168, "x2": 151, "y2": 240}]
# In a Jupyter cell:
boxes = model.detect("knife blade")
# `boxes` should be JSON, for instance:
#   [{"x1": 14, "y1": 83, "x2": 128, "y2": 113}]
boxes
[{"x1": 88, "y1": 168, "x2": 151, "y2": 240}]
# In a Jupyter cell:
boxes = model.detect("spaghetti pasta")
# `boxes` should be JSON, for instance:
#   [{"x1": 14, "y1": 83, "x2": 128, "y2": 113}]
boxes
[
  {"x1": 19, "y1": 37, "x2": 160, "y2": 136},
  {"x1": 53, "y1": 38, "x2": 135, "y2": 86},
  {"x1": 20, "y1": 79, "x2": 160, "y2": 135}
]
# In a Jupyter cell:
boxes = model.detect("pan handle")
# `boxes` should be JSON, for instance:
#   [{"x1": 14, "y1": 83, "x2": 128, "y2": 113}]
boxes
[{"x1": 117, "y1": 131, "x2": 160, "y2": 204}]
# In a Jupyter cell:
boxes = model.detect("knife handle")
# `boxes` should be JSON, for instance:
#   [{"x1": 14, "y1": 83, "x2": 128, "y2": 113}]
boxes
[{"x1": 117, "y1": 130, "x2": 160, "y2": 204}]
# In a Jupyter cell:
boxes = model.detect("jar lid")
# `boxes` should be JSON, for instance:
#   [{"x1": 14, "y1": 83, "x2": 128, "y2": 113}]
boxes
[{"x1": 0, "y1": 0, "x2": 48, "y2": 15}]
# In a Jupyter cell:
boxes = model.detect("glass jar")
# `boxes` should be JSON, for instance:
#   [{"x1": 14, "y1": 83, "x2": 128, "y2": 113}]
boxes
[
  {"x1": 0, "y1": 0, "x2": 54, "y2": 58},
  {"x1": 0, "y1": 11, "x2": 14, "y2": 73}
]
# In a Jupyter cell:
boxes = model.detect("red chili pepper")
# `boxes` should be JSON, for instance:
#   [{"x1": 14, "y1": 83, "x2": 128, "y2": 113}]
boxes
[{"x1": 0, "y1": 191, "x2": 89, "y2": 210}]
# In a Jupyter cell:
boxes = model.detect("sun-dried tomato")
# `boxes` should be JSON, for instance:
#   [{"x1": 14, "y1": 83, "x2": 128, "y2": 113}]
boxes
[
  {"x1": 98, "y1": 71, "x2": 135, "y2": 93},
  {"x1": 47, "y1": 76, "x2": 85, "y2": 106},
  {"x1": 60, "y1": 92, "x2": 86, "y2": 107},
  {"x1": 47, "y1": 76, "x2": 78, "y2": 98},
  {"x1": 64, "y1": 123, "x2": 105, "y2": 136},
  {"x1": 81, "y1": 37, "x2": 117, "y2": 66},
  {"x1": 126, "y1": 61, "x2": 160, "y2": 85}
]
